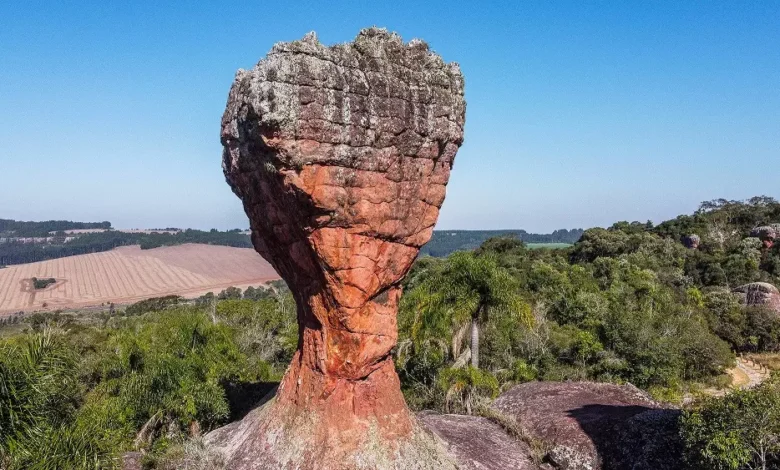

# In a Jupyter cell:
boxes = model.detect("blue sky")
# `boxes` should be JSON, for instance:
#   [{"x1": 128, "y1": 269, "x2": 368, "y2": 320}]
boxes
[{"x1": 0, "y1": 1, "x2": 777, "y2": 232}]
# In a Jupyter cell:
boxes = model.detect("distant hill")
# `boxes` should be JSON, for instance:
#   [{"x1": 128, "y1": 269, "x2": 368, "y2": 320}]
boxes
[
  {"x1": 419, "y1": 229, "x2": 583, "y2": 257},
  {"x1": 0, "y1": 218, "x2": 252, "y2": 265},
  {"x1": 0, "y1": 218, "x2": 583, "y2": 264}
]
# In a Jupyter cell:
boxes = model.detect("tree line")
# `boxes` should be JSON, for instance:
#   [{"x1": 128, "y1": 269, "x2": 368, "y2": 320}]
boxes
[
  {"x1": 0, "y1": 219, "x2": 111, "y2": 237},
  {"x1": 419, "y1": 228, "x2": 584, "y2": 257},
  {"x1": 0, "y1": 229, "x2": 252, "y2": 265}
]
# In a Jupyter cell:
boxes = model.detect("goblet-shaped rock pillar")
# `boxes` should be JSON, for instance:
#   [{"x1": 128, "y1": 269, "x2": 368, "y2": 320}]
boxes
[{"x1": 215, "y1": 28, "x2": 465, "y2": 469}]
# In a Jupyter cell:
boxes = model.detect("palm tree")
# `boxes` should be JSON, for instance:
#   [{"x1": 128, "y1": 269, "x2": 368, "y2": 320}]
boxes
[{"x1": 403, "y1": 251, "x2": 530, "y2": 369}]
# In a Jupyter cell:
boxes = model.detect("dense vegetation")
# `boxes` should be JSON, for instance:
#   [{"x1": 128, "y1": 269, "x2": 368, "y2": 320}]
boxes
[
  {"x1": 0, "y1": 283, "x2": 294, "y2": 469},
  {"x1": 1, "y1": 197, "x2": 779, "y2": 468},
  {"x1": 0, "y1": 228, "x2": 252, "y2": 265},
  {"x1": 398, "y1": 198, "x2": 780, "y2": 410},
  {"x1": 681, "y1": 376, "x2": 780, "y2": 470},
  {"x1": 419, "y1": 228, "x2": 583, "y2": 257}
]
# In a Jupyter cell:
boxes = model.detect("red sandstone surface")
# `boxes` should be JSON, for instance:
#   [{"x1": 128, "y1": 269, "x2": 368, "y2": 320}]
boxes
[{"x1": 210, "y1": 28, "x2": 466, "y2": 469}]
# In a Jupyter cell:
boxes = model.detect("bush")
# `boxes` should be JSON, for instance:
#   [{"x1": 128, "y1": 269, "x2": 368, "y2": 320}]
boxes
[
  {"x1": 437, "y1": 367, "x2": 499, "y2": 415},
  {"x1": 124, "y1": 295, "x2": 182, "y2": 316},
  {"x1": 217, "y1": 286, "x2": 242, "y2": 300},
  {"x1": 0, "y1": 331, "x2": 117, "y2": 469},
  {"x1": 1, "y1": 300, "x2": 287, "y2": 467},
  {"x1": 31, "y1": 277, "x2": 56, "y2": 289},
  {"x1": 681, "y1": 377, "x2": 780, "y2": 469},
  {"x1": 83, "y1": 309, "x2": 263, "y2": 438}
]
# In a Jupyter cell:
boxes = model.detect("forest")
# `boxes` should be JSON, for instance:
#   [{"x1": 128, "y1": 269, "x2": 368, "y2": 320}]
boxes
[
  {"x1": 419, "y1": 228, "x2": 584, "y2": 257},
  {"x1": 1, "y1": 197, "x2": 780, "y2": 469}
]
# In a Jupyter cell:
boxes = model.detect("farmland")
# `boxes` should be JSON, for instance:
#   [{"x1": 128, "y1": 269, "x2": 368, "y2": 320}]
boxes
[
  {"x1": 0, "y1": 244, "x2": 279, "y2": 314},
  {"x1": 419, "y1": 229, "x2": 582, "y2": 256},
  {"x1": 526, "y1": 242, "x2": 573, "y2": 249}
]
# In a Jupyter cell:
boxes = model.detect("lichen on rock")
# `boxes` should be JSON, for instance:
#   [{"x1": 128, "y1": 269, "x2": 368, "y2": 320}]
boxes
[{"x1": 211, "y1": 27, "x2": 465, "y2": 469}]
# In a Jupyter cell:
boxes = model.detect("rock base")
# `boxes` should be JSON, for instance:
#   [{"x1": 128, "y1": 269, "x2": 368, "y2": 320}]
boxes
[
  {"x1": 197, "y1": 381, "x2": 687, "y2": 470},
  {"x1": 419, "y1": 412, "x2": 540, "y2": 470},
  {"x1": 205, "y1": 397, "x2": 458, "y2": 470}
]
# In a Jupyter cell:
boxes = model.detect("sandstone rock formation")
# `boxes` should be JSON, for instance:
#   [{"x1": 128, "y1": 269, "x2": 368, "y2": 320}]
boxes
[
  {"x1": 750, "y1": 225, "x2": 778, "y2": 248},
  {"x1": 682, "y1": 234, "x2": 701, "y2": 249},
  {"x1": 492, "y1": 382, "x2": 683, "y2": 470},
  {"x1": 734, "y1": 282, "x2": 780, "y2": 315},
  {"x1": 212, "y1": 28, "x2": 465, "y2": 469}
]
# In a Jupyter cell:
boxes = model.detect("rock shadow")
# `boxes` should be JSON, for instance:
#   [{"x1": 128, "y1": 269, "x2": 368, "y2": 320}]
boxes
[
  {"x1": 222, "y1": 381, "x2": 279, "y2": 421},
  {"x1": 566, "y1": 404, "x2": 683, "y2": 470}
]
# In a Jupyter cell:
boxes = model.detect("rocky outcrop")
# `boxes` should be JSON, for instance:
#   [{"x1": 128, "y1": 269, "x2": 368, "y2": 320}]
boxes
[
  {"x1": 750, "y1": 225, "x2": 778, "y2": 248},
  {"x1": 734, "y1": 282, "x2": 780, "y2": 315},
  {"x1": 492, "y1": 382, "x2": 683, "y2": 470},
  {"x1": 418, "y1": 412, "x2": 540, "y2": 470},
  {"x1": 212, "y1": 28, "x2": 465, "y2": 469},
  {"x1": 682, "y1": 234, "x2": 700, "y2": 249}
]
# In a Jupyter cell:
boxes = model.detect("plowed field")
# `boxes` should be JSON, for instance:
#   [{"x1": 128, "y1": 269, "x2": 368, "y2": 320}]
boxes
[{"x1": 0, "y1": 244, "x2": 279, "y2": 314}]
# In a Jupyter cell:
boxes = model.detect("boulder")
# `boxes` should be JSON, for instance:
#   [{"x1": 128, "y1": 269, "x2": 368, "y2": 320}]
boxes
[
  {"x1": 121, "y1": 452, "x2": 143, "y2": 470},
  {"x1": 418, "y1": 412, "x2": 540, "y2": 470},
  {"x1": 491, "y1": 382, "x2": 683, "y2": 470},
  {"x1": 750, "y1": 225, "x2": 778, "y2": 248},
  {"x1": 733, "y1": 282, "x2": 780, "y2": 315},
  {"x1": 210, "y1": 28, "x2": 466, "y2": 469},
  {"x1": 682, "y1": 234, "x2": 700, "y2": 249}
]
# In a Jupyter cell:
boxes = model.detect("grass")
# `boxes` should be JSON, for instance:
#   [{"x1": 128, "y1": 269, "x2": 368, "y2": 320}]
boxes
[
  {"x1": 745, "y1": 353, "x2": 780, "y2": 371},
  {"x1": 0, "y1": 321, "x2": 26, "y2": 338},
  {"x1": 526, "y1": 243, "x2": 572, "y2": 250}
]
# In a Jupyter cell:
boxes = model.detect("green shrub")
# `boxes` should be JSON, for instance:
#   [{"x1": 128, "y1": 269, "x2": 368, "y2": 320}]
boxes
[
  {"x1": 124, "y1": 295, "x2": 182, "y2": 316},
  {"x1": 31, "y1": 277, "x2": 56, "y2": 290},
  {"x1": 83, "y1": 308, "x2": 263, "y2": 438},
  {"x1": 437, "y1": 367, "x2": 499, "y2": 415},
  {"x1": 0, "y1": 331, "x2": 117, "y2": 469},
  {"x1": 681, "y1": 377, "x2": 780, "y2": 469},
  {"x1": 1, "y1": 301, "x2": 285, "y2": 467}
]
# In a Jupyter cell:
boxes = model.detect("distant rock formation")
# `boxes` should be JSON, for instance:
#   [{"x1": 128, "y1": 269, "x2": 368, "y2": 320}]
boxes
[
  {"x1": 750, "y1": 225, "x2": 778, "y2": 248},
  {"x1": 492, "y1": 382, "x2": 683, "y2": 470},
  {"x1": 682, "y1": 234, "x2": 701, "y2": 249},
  {"x1": 212, "y1": 28, "x2": 465, "y2": 469},
  {"x1": 733, "y1": 282, "x2": 780, "y2": 315}
]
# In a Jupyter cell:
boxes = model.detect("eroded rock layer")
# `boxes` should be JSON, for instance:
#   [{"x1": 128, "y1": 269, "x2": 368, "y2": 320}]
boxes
[{"x1": 215, "y1": 28, "x2": 465, "y2": 469}]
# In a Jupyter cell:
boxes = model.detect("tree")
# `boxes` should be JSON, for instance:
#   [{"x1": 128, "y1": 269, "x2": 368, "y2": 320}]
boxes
[
  {"x1": 681, "y1": 377, "x2": 780, "y2": 470},
  {"x1": 217, "y1": 286, "x2": 242, "y2": 300},
  {"x1": 402, "y1": 251, "x2": 530, "y2": 369}
]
